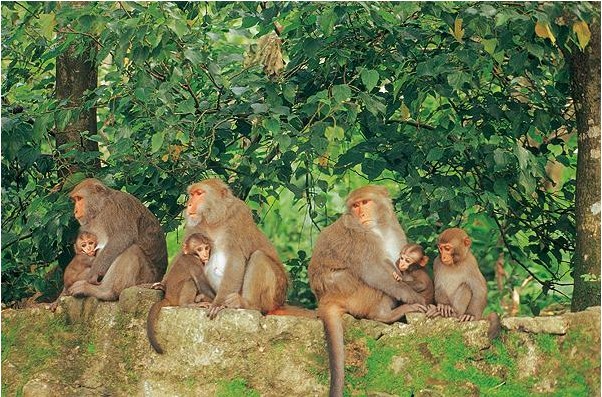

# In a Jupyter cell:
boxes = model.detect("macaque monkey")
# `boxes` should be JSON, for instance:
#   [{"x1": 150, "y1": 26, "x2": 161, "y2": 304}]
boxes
[
  {"x1": 426, "y1": 228, "x2": 501, "y2": 339},
  {"x1": 48, "y1": 232, "x2": 98, "y2": 311},
  {"x1": 393, "y1": 244, "x2": 434, "y2": 305},
  {"x1": 67, "y1": 178, "x2": 168, "y2": 301},
  {"x1": 147, "y1": 233, "x2": 215, "y2": 354},
  {"x1": 185, "y1": 179, "x2": 288, "y2": 319},
  {"x1": 308, "y1": 185, "x2": 427, "y2": 397}
]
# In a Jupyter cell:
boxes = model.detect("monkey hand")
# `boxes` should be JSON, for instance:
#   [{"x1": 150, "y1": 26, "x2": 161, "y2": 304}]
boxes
[
  {"x1": 425, "y1": 304, "x2": 440, "y2": 318},
  {"x1": 207, "y1": 302, "x2": 225, "y2": 320},
  {"x1": 437, "y1": 304, "x2": 456, "y2": 318},
  {"x1": 223, "y1": 293, "x2": 246, "y2": 309},
  {"x1": 68, "y1": 280, "x2": 89, "y2": 298},
  {"x1": 392, "y1": 272, "x2": 401, "y2": 282}
]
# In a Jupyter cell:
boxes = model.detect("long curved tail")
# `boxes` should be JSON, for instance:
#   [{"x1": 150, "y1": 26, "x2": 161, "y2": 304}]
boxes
[
  {"x1": 318, "y1": 302, "x2": 345, "y2": 397},
  {"x1": 487, "y1": 312, "x2": 501, "y2": 340},
  {"x1": 147, "y1": 299, "x2": 168, "y2": 354}
]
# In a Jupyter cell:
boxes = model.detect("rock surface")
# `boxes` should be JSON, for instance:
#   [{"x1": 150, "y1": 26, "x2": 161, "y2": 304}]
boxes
[{"x1": 2, "y1": 287, "x2": 600, "y2": 397}]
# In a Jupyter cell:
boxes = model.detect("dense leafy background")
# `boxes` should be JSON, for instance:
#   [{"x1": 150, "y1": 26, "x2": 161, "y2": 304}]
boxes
[{"x1": 2, "y1": 2, "x2": 596, "y2": 312}]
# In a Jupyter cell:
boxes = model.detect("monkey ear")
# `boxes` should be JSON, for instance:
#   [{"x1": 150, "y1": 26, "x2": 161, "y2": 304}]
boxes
[
  {"x1": 463, "y1": 237, "x2": 471, "y2": 247},
  {"x1": 419, "y1": 256, "x2": 429, "y2": 267},
  {"x1": 219, "y1": 187, "x2": 229, "y2": 198},
  {"x1": 94, "y1": 183, "x2": 108, "y2": 194}
]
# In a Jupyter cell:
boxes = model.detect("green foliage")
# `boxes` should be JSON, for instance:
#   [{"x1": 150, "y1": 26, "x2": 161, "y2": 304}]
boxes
[
  {"x1": 2, "y1": 2, "x2": 598, "y2": 312},
  {"x1": 216, "y1": 378, "x2": 260, "y2": 397}
]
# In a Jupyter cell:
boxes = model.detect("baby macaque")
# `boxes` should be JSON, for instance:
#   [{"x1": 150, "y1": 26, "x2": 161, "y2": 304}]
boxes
[
  {"x1": 48, "y1": 232, "x2": 98, "y2": 311},
  {"x1": 147, "y1": 233, "x2": 216, "y2": 354},
  {"x1": 392, "y1": 244, "x2": 435, "y2": 305},
  {"x1": 151, "y1": 233, "x2": 212, "y2": 299}
]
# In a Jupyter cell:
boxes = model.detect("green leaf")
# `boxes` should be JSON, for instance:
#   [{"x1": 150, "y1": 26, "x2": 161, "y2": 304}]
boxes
[
  {"x1": 361, "y1": 158, "x2": 386, "y2": 179},
  {"x1": 168, "y1": 18, "x2": 188, "y2": 39},
  {"x1": 263, "y1": 118, "x2": 281, "y2": 134},
  {"x1": 151, "y1": 132, "x2": 164, "y2": 153},
  {"x1": 184, "y1": 47, "x2": 205, "y2": 64},
  {"x1": 332, "y1": 84, "x2": 351, "y2": 103},
  {"x1": 426, "y1": 147, "x2": 444, "y2": 162},
  {"x1": 482, "y1": 38, "x2": 497, "y2": 55},
  {"x1": 38, "y1": 13, "x2": 56, "y2": 40},
  {"x1": 325, "y1": 126, "x2": 344, "y2": 141},
  {"x1": 358, "y1": 92, "x2": 386, "y2": 116},
  {"x1": 514, "y1": 145, "x2": 530, "y2": 169},
  {"x1": 361, "y1": 69, "x2": 379, "y2": 92}
]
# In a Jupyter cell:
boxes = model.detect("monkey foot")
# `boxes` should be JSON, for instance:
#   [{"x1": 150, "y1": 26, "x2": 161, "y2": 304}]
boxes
[
  {"x1": 458, "y1": 314, "x2": 475, "y2": 322},
  {"x1": 150, "y1": 282, "x2": 165, "y2": 291},
  {"x1": 437, "y1": 304, "x2": 457, "y2": 318}
]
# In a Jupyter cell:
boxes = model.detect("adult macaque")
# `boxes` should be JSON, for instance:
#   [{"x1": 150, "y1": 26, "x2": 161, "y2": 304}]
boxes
[
  {"x1": 426, "y1": 228, "x2": 500, "y2": 339},
  {"x1": 393, "y1": 244, "x2": 435, "y2": 305},
  {"x1": 185, "y1": 179, "x2": 288, "y2": 319},
  {"x1": 147, "y1": 235, "x2": 214, "y2": 354},
  {"x1": 308, "y1": 185, "x2": 426, "y2": 397},
  {"x1": 67, "y1": 178, "x2": 168, "y2": 301},
  {"x1": 48, "y1": 231, "x2": 98, "y2": 311}
]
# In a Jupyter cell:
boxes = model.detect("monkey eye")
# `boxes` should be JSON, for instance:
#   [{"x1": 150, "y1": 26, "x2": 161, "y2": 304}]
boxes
[
  {"x1": 361, "y1": 199, "x2": 369, "y2": 205},
  {"x1": 192, "y1": 190, "x2": 204, "y2": 197}
]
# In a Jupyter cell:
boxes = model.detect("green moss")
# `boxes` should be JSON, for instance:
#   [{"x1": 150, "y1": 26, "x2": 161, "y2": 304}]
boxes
[
  {"x1": 216, "y1": 378, "x2": 260, "y2": 397},
  {"x1": 1, "y1": 311, "x2": 93, "y2": 395},
  {"x1": 535, "y1": 333, "x2": 559, "y2": 355}
]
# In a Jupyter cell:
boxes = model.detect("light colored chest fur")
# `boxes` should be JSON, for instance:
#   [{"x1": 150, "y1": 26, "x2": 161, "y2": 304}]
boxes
[
  {"x1": 372, "y1": 227, "x2": 403, "y2": 264},
  {"x1": 204, "y1": 239, "x2": 228, "y2": 290}
]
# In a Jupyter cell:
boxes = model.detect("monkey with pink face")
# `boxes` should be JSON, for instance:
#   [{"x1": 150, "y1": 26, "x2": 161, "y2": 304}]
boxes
[{"x1": 309, "y1": 185, "x2": 427, "y2": 397}]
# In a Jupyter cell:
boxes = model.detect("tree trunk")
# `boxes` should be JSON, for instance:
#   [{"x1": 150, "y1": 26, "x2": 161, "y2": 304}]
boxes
[
  {"x1": 570, "y1": 13, "x2": 601, "y2": 311},
  {"x1": 55, "y1": 2, "x2": 99, "y2": 175}
]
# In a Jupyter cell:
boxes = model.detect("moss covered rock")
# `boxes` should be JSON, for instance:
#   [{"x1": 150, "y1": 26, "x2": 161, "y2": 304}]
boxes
[{"x1": 2, "y1": 288, "x2": 599, "y2": 397}]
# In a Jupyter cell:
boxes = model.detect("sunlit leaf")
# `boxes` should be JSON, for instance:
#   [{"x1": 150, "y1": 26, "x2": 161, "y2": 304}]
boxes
[
  {"x1": 572, "y1": 20, "x2": 591, "y2": 49},
  {"x1": 535, "y1": 21, "x2": 556, "y2": 44},
  {"x1": 451, "y1": 17, "x2": 465, "y2": 43}
]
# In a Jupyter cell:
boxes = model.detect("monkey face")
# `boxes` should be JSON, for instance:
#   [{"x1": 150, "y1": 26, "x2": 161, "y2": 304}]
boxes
[
  {"x1": 350, "y1": 199, "x2": 377, "y2": 226},
  {"x1": 78, "y1": 239, "x2": 97, "y2": 256},
  {"x1": 186, "y1": 188, "x2": 205, "y2": 218},
  {"x1": 438, "y1": 243, "x2": 455, "y2": 266},
  {"x1": 396, "y1": 254, "x2": 416, "y2": 271},
  {"x1": 194, "y1": 244, "x2": 211, "y2": 264}
]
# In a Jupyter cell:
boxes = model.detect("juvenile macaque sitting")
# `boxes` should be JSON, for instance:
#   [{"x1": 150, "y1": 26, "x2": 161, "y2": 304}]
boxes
[
  {"x1": 151, "y1": 233, "x2": 213, "y2": 303},
  {"x1": 392, "y1": 244, "x2": 435, "y2": 305},
  {"x1": 146, "y1": 233, "x2": 216, "y2": 354}
]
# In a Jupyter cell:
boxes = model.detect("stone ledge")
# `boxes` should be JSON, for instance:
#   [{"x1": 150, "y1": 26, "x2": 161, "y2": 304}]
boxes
[{"x1": 2, "y1": 288, "x2": 600, "y2": 397}]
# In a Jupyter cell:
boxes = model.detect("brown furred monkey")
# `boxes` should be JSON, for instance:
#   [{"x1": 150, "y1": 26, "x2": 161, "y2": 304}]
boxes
[
  {"x1": 184, "y1": 179, "x2": 288, "y2": 319},
  {"x1": 426, "y1": 228, "x2": 501, "y2": 339},
  {"x1": 48, "y1": 231, "x2": 98, "y2": 311},
  {"x1": 147, "y1": 233, "x2": 215, "y2": 354},
  {"x1": 393, "y1": 244, "x2": 435, "y2": 305},
  {"x1": 68, "y1": 178, "x2": 168, "y2": 301},
  {"x1": 308, "y1": 185, "x2": 427, "y2": 397}
]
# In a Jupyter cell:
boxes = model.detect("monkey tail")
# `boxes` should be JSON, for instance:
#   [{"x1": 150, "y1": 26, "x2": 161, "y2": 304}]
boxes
[
  {"x1": 147, "y1": 299, "x2": 168, "y2": 354},
  {"x1": 318, "y1": 302, "x2": 346, "y2": 397},
  {"x1": 487, "y1": 312, "x2": 501, "y2": 340}
]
